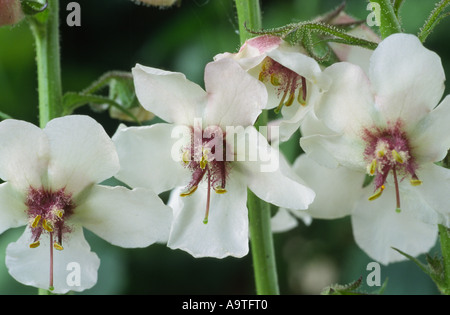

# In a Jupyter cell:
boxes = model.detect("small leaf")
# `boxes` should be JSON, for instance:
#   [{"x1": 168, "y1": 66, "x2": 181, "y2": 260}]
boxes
[{"x1": 62, "y1": 92, "x2": 142, "y2": 125}]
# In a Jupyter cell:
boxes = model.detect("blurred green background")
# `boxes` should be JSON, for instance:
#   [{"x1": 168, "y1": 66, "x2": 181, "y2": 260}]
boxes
[{"x1": 1, "y1": 0, "x2": 449, "y2": 295}]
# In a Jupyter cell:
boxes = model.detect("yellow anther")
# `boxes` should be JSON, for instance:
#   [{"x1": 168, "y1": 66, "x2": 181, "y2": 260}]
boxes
[
  {"x1": 182, "y1": 150, "x2": 190, "y2": 165},
  {"x1": 391, "y1": 149, "x2": 404, "y2": 164},
  {"x1": 297, "y1": 90, "x2": 306, "y2": 106},
  {"x1": 53, "y1": 209, "x2": 64, "y2": 219},
  {"x1": 200, "y1": 157, "x2": 207, "y2": 170},
  {"x1": 377, "y1": 150, "x2": 385, "y2": 158},
  {"x1": 31, "y1": 215, "x2": 41, "y2": 228},
  {"x1": 285, "y1": 93, "x2": 295, "y2": 107},
  {"x1": 42, "y1": 219, "x2": 53, "y2": 232},
  {"x1": 368, "y1": 159, "x2": 377, "y2": 175},
  {"x1": 214, "y1": 187, "x2": 227, "y2": 194},
  {"x1": 270, "y1": 73, "x2": 280, "y2": 86},
  {"x1": 410, "y1": 179, "x2": 422, "y2": 186},
  {"x1": 29, "y1": 241, "x2": 40, "y2": 249},
  {"x1": 368, "y1": 185, "x2": 385, "y2": 201},
  {"x1": 53, "y1": 242, "x2": 64, "y2": 251},
  {"x1": 258, "y1": 71, "x2": 265, "y2": 82},
  {"x1": 180, "y1": 185, "x2": 198, "y2": 197}
]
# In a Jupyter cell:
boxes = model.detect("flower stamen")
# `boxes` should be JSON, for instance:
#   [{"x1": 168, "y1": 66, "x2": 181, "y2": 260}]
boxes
[
  {"x1": 392, "y1": 166, "x2": 401, "y2": 213},
  {"x1": 31, "y1": 215, "x2": 41, "y2": 228},
  {"x1": 29, "y1": 240, "x2": 40, "y2": 248},
  {"x1": 368, "y1": 185, "x2": 385, "y2": 201}
]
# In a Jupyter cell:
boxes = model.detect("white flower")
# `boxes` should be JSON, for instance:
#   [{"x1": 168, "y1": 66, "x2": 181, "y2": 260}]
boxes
[
  {"x1": 299, "y1": 33, "x2": 450, "y2": 264},
  {"x1": 215, "y1": 35, "x2": 331, "y2": 142},
  {"x1": 0, "y1": 115, "x2": 172, "y2": 293},
  {"x1": 113, "y1": 58, "x2": 315, "y2": 258}
]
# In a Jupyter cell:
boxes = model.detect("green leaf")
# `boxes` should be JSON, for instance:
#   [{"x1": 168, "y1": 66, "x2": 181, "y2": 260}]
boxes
[
  {"x1": 321, "y1": 276, "x2": 364, "y2": 295},
  {"x1": 0, "y1": 110, "x2": 13, "y2": 120},
  {"x1": 392, "y1": 246, "x2": 448, "y2": 294},
  {"x1": 418, "y1": 0, "x2": 450, "y2": 43},
  {"x1": 62, "y1": 92, "x2": 141, "y2": 125}
]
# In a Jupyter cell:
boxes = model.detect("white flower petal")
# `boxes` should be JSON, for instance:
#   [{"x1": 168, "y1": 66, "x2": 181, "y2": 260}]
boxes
[
  {"x1": 267, "y1": 48, "x2": 330, "y2": 91},
  {"x1": 352, "y1": 187, "x2": 438, "y2": 265},
  {"x1": 132, "y1": 63, "x2": 207, "y2": 125},
  {"x1": 44, "y1": 115, "x2": 119, "y2": 196},
  {"x1": 316, "y1": 62, "x2": 378, "y2": 135},
  {"x1": 234, "y1": 127, "x2": 315, "y2": 210},
  {"x1": 6, "y1": 225, "x2": 100, "y2": 294},
  {"x1": 270, "y1": 208, "x2": 299, "y2": 233},
  {"x1": 293, "y1": 154, "x2": 364, "y2": 219},
  {"x1": 410, "y1": 95, "x2": 450, "y2": 164},
  {"x1": 0, "y1": 119, "x2": 49, "y2": 191},
  {"x1": 204, "y1": 58, "x2": 267, "y2": 128},
  {"x1": 370, "y1": 33, "x2": 445, "y2": 126},
  {"x1": 112, "y1": 123, "x2": 191, "y2": 194},
  {"x1": 0, "y1": 182, "x2": 27, "y2": 234},
  {"x1": 167, "y1": 173, "x2": 249, "y2": 258},
  {"x1": 74, "y1": 185, "x2": 173, "y2": 247},
  {"x1": 300, "y1": 133, "x2": 366, "y2": 171},
  {"x1": 414, "y1": 163, "x2": 450, "y2": 227}
]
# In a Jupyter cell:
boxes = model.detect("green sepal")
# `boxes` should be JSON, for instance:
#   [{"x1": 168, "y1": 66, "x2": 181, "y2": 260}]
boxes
[
  {"x1": 392, "y1": 247, "x2": 448, "y2": 294},
  {"x1": 418, "y1": 0, "x2": 450, "y2": 43},
  {"x1": 321, "y1": 276, "x2": 388, "y2": 295}
]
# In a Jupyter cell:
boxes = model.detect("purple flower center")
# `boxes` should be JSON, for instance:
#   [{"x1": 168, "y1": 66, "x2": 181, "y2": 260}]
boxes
[
  {"x1": 258, "y1": 57, "x2": 307, "y2": 113},
  {"x1": 26, "y1": 186, "x2": 75, "y2": 291},
  {"x1": 179, "y1": 126, "x2": 230, "y2": 224},
  {"x1": 362, "y1": 121, "x2": 420, "y2": 212}
]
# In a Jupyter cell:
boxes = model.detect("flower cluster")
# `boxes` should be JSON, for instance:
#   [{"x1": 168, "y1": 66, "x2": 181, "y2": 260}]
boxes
[{"x1": 1, "y1": 15, "x2": 450, "y2": 292}]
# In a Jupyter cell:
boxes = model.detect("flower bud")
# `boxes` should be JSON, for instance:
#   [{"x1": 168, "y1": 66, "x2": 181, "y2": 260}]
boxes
[{"x1": 0, "y1": 0, "x2": 24, "y2": 26}]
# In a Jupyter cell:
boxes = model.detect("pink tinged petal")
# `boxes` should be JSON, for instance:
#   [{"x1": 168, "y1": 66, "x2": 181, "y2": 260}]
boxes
[
  {"x1": 352, "y1": 187, "x2": 438, "y2": 265},
  {"x1": 6, "y1": 225, "x2": 100, "y2": 294},
  {"x1": 414, "y1": 163, "x2": 450, "y2": 227},
  {"x1": 0, "y1": 182, "x2": 28, "y2": 234},
  {"x1": 369, "y1": 33, "x2": 445, "y2": 126},
  {"x1": 132, "y1": 64, "x2": 207, "y2": 125},
  {"x1": 203, "y1": 58, "x2": 267, "y2": 128},
  {"x1": 214, "y1": 35, "x2": 283, "y2": 71},
  {"x1": 410, "y1": 95, "x2": 450, "y2": 164},
  {"x1": 328, "y1": 12, "x2": 381, "y2": 74},
  {"x1": 74, "y1": 185, "x2": 172, "y2": 247},
  {"x1": 293, "y1": 154, "x2": 364, "y2": 219},
  {"x1": 167, "y1": 173, "x2": 249, "y2": 258},
  {"x1": 0, "y1": 119, "x2": 50, "y2": 191},
  {"x1": 44, "y1": 115, "x2": 119, "y2": 196},
  {"x1": 233, "y1": 127, "x2": 315, "y2": 210},
  {"x1": 316, "y1": 62, "x2": 378, "y2": 136},
  {"x1": 112, "y1": 123, "x2": 191, "y2": 194}
]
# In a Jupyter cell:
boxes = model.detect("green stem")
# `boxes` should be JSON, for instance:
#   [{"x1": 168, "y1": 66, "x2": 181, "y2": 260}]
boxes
[
  {"x1": 235, "y1": 0, "x2": 279, "y2": 295},
  {"x1": 439, "y1": 224, "x2": 450, "y2": 294},
  {"x1": 29, "y1": 0, "x2": 63, "y2": 128},
  {"x1": 235, "y1": 0, "x2": 262, "y2": 42},
  {"x1": 28, "y1": 0, "x2": 62, "y2": 295},
  {"x1": 369, "y1": 0, "x2": 402, "y2": 38}
]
